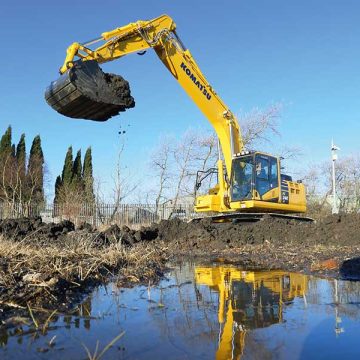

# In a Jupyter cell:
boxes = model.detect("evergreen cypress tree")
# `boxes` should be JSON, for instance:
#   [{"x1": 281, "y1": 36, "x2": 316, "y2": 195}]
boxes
[
  {"x1": 0, "y1": 126, "x2": 12, "y2": 162},
  {"x1": 72, "y1": 149, "x2": 82, "y2": 187},
  {"x1": 29, "y1": 136, "x2": 44, "y2": 163},
  {"x1": 61, "y1": 146, "x2": 73, "y2": 187},
  {"x1": 11, "y1": 144, "x2": 16, "y2": 158},
  {"x1": 16, "y1": 134, "x2": 26, "y2": 182},
  {"x1": 83, "y1": 147, "x2": 95, "y2": 203},
  {"x1": 54, "y1": 175, "x2": 62, "y2": 203},
  {"x1": 0, "y1": 126, "x2": 13, "y2": 202},
  {"x1": 28, "y1": 135, "x2": 44, "y2": 204}
]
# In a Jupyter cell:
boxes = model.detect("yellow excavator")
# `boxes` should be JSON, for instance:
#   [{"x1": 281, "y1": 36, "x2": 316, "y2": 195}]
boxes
[
  {"x1": 45, "y1": 14, "x2": 308, "y2": 221},
  {"x1": 195, "y1": 266, "x2": 308, "y2": 359}
]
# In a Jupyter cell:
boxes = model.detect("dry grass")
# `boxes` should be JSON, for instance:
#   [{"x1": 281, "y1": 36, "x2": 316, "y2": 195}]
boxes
[{"x1": 0, "y1": 234, "x2": 168, "y2": 308}]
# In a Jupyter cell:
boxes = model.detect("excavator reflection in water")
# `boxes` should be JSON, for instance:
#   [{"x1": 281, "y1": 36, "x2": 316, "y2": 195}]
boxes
[{"x1": 195, "y1": 266, "x2": 308, "y2": 360}]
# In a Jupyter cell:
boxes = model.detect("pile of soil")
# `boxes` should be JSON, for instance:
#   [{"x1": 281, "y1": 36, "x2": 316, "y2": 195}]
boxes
[
  {"x1": 45, "y1": 60, "x2": 135, "y2": 121},
  {"x1": 96, "y1": 224, "x2": 159, "y2": 246},
  {"x1": 0, "y1": 218, "x2": 158, "y2": 247},
  {"x1": 152, "y1": 215, "x2": 360, "y2": 278},
  {"x1": 1, "y1": 213, "x2": 359, "y2": 250},
  {"x1": 0, "y1": 217, "x2": 75, "y2": 241},
  {"x1": 153, "y1": 214, "x2": 360, "y2": 250}
]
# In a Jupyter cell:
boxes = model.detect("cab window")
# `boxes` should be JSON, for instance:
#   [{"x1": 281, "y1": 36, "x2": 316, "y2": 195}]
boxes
[
  {"x1": 255, "y1": 155, "x2": 270, "y2": 196},
  {"x1": 231, "y1": 156, "x2": 253, "y2": 201},
  {"x1": 270, "y1": 157, "x2": 279, "y2": 188}
]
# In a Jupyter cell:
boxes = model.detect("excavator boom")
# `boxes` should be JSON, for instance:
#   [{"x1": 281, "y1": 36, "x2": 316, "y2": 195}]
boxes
[
  {"x1": 46, "y1": 14, "x2": 307, "y2": 216},
  {"x1": 45, "y1": 14, "x2": 241, "y2": 177}
]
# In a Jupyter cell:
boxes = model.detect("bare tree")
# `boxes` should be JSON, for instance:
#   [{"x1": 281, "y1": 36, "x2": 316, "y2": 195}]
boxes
[
  {"x1": 181, "y1": 132, "x2": 218, "y2": 198},
  {"x1": 278, "y1": 145, "x2": 303, "y2": 162},
  {"x1": 302, "y1": 154, "x2": 360, "y2": 217},
  {"x1": 53, "y1": 181, "x2": 88, "y2": 221},
  {"x1": 0, "y1": 151, "x2": 47, "y2": 216},
  {"x1": 168, "y1": 130, "x2": 219, "y2": 208},
  {"x1": 95, "y1": 142, "x2": 138, "y2": 224},
  {"x1": 170, "y1": 105, "x2": 284, "y2": 205},
  {"x1": 147, "y1": 104, "x2": 307, "y2": 214},
  {"x1": 240, "y1": 103, "x2": 282, "y2": 148},
  {"x1": 150, "y1": 138, "x2": 173, "y2": 214},
  {"x1": 112, "y1": 144, "x2": 137, "y2": 205},
  {"x1": 302, "y1": 164, "x2": 331, "y2": 217},
  {"x1": 330, "y1": 155, "x2": 360, "y2": 212},
  {"x1": 239, "y1": 103, "x2": 306, "y2": 182},
  {"x1": 171, "y1": 131, "x2": 198, "y2": 210},
  {"x1": 195, "y1": 133, "x2": 218, "y2": 173}
]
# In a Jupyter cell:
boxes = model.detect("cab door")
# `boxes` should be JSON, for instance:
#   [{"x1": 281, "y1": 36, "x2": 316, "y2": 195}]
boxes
[{"x1": 255, "y1": 154, "x2": 279, "y2": 202}]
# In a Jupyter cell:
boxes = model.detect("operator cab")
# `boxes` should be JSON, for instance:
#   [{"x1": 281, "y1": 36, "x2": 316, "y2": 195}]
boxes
[
  {"x1": 194, "y1": 150, "x2": 306, "y2": 214},
  {"x1": 230, "y1": 151, "x2": 285, "y2": 203}
]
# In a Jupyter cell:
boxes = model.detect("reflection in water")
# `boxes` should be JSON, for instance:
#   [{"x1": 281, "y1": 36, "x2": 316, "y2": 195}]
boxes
[
  {"x1": 1, "y1": 263, "x2": 360, "y2": 359},
  {"x1": 0, "y1": 297, "x2": 93, "y2": 347},
  {"x1": 195, "y1": 267, "x2": 307, "y2": 359}
]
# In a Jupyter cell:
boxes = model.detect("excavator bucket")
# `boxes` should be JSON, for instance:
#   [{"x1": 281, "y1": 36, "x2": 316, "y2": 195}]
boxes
[{"x1": 45, "y1": 60, "x2": 135, "y2": 121}]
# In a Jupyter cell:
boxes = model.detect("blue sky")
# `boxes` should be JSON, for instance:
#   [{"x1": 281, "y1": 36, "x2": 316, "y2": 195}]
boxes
[{"x1": 0, "y1": 0, "x2": 359, "y2": 198}]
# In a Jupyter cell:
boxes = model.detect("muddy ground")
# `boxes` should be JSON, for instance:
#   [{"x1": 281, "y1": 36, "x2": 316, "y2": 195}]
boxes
[{"x1": 0, "y1": 214, "x2": 359, "y2": 323}]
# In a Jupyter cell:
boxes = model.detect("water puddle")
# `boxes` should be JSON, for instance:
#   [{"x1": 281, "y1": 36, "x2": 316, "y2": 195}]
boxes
[{"x1": 2, "y1": 262, "x2": 360, "y2": 359}]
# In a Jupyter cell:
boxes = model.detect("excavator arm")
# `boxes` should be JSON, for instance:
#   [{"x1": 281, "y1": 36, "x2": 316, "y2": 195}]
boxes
[
  {"x1": 55, "y1": 15, "x2": 242, "y2": 178},
  {"x1": 46, "y1": 14, "x2": 307, "y2": 215}
]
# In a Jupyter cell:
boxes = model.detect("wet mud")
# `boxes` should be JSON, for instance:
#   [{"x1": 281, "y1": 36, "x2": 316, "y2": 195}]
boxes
[
  {"x1": 154, "y1": 214, "x2": 360, "y2": 279},
  {"x1": 0, "y1": 214, "x2": 359, "y2": 322}
]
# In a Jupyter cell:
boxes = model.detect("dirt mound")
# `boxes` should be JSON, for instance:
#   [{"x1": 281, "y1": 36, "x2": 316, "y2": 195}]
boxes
[
  {"x1": 96, "y1": 224, "x2": 158, "y2": 247},
  {"x1": 0, "y1": 218, "x2": 159, "y2": 248},
  {"x1": 0, "y1": 217, "x2": 75, "y2": 242},
  {"x1": 154, "y1": 214, "x2": 360, "y2": 250},
  {"x1": 1, "y1": 213, "x2": 359, "y2": 249}
]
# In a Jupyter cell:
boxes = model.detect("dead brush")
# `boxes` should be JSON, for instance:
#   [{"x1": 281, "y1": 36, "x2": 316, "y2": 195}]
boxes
[{"x1": 0, "y1": 233, "x2": 168, "y2": 308}]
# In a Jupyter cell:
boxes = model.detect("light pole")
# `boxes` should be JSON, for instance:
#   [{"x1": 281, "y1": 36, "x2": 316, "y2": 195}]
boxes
[{"x1": 331, "y1": 140, "x2": 340, "y2": 214}]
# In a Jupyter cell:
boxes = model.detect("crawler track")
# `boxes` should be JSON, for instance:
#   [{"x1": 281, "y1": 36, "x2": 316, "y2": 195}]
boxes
[{"x1": 191, "y1": 212, "x2": 314, "y2": 223}]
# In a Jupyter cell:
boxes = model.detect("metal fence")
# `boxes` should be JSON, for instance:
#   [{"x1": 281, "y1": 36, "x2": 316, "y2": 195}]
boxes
[{"x1": 0, "y1": 202, "x2": 196, "y2": 227}]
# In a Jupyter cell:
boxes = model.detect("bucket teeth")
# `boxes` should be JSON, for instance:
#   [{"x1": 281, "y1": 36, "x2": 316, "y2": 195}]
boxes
[{"x1": 44, "y1": 60, "x2": 135, "y2": 121}]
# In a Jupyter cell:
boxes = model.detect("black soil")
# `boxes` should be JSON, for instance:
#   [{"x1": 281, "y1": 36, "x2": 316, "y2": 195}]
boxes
[
  {"x1": 1, "y1": 214, "x2": 360, "y2": 270},
  {"x1": 45, "y1": 60, "x2": 135, "y2": 121},
  {"x1": 153, "y1": 214, "x2": 360, "y2": 250},
  {"x1": 152, "y1": 215, "x2": 360, "y2": 278},
  {"x1": 1, "y1": 214, "x2": 359, "y2": 252},
  {"x1": 1, "y1": 214, "x2": 360, "y2": 322}
]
